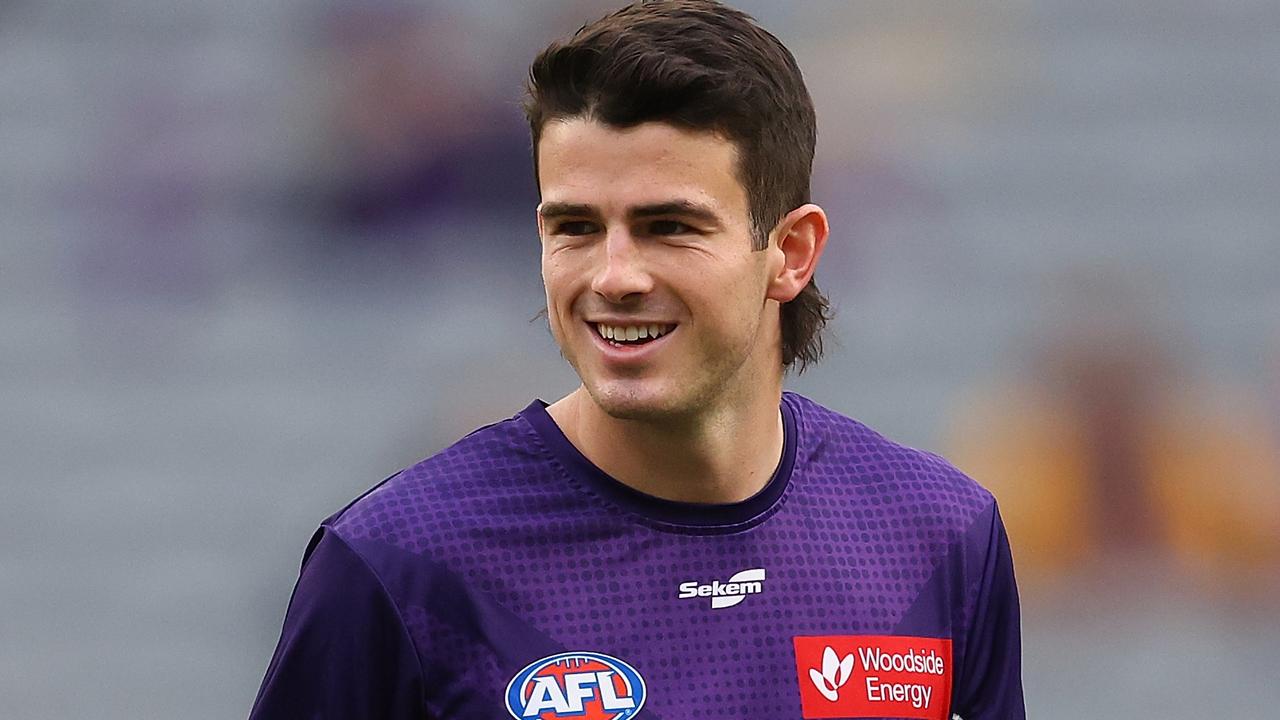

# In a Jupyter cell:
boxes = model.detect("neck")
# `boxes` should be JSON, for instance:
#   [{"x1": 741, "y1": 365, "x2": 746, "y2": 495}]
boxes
[{"x1": 546, "y1": 385, "x2": 786, "y2": 504}]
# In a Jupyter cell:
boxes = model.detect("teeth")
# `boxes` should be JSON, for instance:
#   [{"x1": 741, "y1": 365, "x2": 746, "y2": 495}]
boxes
[{"x1": 595, "y1": 323, "x2": 673, "y2": 343}]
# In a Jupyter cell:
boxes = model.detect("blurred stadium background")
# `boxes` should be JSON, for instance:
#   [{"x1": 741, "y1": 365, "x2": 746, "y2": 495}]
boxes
[{"x1": 3, "y1": 1, "x2": 1277, "y2": 717}]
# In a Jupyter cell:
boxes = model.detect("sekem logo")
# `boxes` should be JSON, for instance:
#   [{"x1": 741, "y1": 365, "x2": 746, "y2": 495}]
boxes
[
  {"x1": 676, "y1": 567, "x2": 766, "y2": 609},
  {"x1": 505, "y1": 651, "x2": 646, "y2": 720}
]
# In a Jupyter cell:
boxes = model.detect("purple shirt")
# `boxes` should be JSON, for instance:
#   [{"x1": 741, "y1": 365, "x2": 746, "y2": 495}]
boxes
[{"x1": 251, "y1": 393, "x2": 1023, "y2": 719}]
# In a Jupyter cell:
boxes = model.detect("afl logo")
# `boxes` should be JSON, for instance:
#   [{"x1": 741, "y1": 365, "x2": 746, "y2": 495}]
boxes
[{"x1": 505, "y1": 651, "x2": 647, "y2": 719}]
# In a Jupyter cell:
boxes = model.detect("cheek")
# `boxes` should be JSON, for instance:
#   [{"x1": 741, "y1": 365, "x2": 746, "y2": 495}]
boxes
[
  {"x1": 541, "y1": 252, "x2": 564, "y2": 299},
  {"x1": 700, "y1": 260, "x2": 769, "y2": 311},
  {"x1": 721, "y1": 267, "x2": 775, "y2": 343},
  {"x1": 541, "y1": 260, "x2": 579, "y2": 335}
]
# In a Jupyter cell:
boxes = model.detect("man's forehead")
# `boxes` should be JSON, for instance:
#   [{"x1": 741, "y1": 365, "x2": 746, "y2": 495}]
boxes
[
  {"x1": 536, "y1": 118, "x2": 748, "y2": 215},
  {"x1": 537, "y1": 199, "x2": 723, "y2": 224},
  {"x1": 537, "y1": 119, "x2": 740, "y2": 176},
  {"x1": 540, "y1": 116, "x2": 734, "y2": 149}
]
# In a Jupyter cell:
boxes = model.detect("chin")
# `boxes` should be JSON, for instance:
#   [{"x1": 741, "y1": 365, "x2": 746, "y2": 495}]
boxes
[{"x1": 584, "y1": 382, "x2": 688, "y2": 422}]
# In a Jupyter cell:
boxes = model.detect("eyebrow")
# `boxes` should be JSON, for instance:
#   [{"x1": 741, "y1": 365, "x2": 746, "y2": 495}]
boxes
[{"x1": 539, "y1": 200, "x2": 722, "y2": 226}]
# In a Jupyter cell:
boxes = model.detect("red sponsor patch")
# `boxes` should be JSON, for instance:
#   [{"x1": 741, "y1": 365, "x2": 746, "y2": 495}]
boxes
[{"x1": 793, "y1": 635, "x2": 952, "y2": 719}]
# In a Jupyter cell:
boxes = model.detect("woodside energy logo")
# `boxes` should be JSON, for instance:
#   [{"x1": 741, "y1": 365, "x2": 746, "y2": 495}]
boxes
[{"x1": 793, "y1": 635, "x2": 953, "y2": 720}]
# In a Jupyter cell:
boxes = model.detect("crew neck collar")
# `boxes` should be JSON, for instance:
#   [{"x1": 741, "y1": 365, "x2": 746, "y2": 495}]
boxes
[{"x1": 519, "y1": 395, "x2": 798, "y2": 533}]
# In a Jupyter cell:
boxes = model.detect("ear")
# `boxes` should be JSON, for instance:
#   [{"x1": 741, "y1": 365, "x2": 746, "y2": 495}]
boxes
[{"x1": 765, "y1": 203, "x2": 829, "y2": 303}]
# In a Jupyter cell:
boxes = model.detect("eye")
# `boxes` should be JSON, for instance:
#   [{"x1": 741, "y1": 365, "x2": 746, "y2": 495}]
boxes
[
  {"x1": 554, "y1": 220, "x2": 599, "y2": 236},
  {"x1": 648, "y1": 219, "x2": 693, "y2": 235}
]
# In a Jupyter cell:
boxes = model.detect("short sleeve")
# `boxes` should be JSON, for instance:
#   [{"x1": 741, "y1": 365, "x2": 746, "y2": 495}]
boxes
[
  {"x1": 249, "y1": 528, "x2": 426, "y2": 719},
  {"x1": 952, "y1": 504, "x2": 1025, "y2": 719}
]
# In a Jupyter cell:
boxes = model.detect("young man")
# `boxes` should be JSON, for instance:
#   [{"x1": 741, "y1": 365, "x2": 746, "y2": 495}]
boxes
[{"x1": 250, "y1": 2, "x2": 1024, "y2": 718}]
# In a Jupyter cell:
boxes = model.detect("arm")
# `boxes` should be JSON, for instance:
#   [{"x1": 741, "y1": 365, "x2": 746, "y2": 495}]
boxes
[
  {"x1": 249, "y1": 529, "x2": 427, "y2": 719},
  {"x1": 952, "y1": 503, "x2": 1025, "y2": 719}
]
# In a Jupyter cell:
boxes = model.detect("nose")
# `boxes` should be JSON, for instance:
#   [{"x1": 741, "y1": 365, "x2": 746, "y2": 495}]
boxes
[{"x1": 590, "y1": 229, "x2": 653, "y2": 303}]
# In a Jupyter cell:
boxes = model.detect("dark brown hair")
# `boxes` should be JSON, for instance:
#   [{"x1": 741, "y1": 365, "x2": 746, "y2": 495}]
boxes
[{"x1": 524, "y1": 0, "x2": 830, "y2": 371}]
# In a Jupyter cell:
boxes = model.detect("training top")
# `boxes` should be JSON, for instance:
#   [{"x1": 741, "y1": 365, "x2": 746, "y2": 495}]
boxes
[{"x1": 250, "y1": 392, "x2": 1024, "y2": 720}]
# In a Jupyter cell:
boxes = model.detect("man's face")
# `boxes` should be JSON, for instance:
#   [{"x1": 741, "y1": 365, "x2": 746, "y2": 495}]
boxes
[{"x1": 537, "y1": 119, "x2": 783, "y2": 421}]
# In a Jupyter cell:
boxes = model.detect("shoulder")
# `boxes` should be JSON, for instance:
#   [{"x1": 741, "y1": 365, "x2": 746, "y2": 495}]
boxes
[
  {"x1": 784, "y1": 392, "x2": 996, "y2": 534},
  {"x1": 322, "y1": 407, "x2": 564, "y2": 552}
]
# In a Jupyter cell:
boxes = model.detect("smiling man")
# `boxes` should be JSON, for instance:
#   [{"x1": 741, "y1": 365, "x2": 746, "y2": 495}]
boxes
[
  {"x1": 535, "y1": 117, "x2": 819, "y2": 505},
  {"x1": 250, "y1": 2, "x2": 1024, "y2": 719}
]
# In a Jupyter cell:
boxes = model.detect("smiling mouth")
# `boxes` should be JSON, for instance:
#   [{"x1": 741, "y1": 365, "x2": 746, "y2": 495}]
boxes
[{"x1": 594, "y1": 322, "x2": 675, "y2": 347}]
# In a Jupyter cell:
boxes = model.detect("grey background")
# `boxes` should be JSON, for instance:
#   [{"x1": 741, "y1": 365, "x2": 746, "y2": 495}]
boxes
[{"x1": 3, "y1": 1, "x2": 1277, "y2": 717}]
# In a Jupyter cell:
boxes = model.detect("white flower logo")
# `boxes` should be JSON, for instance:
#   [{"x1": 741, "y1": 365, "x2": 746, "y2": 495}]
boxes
[{"x1": 808, "y1": 646, "x2": 855, "y2": 702}]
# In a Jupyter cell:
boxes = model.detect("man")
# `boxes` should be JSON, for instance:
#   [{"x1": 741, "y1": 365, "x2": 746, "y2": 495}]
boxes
[{"x1": 250, "y1": 1, "x2": 1024, "y2": 718}]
